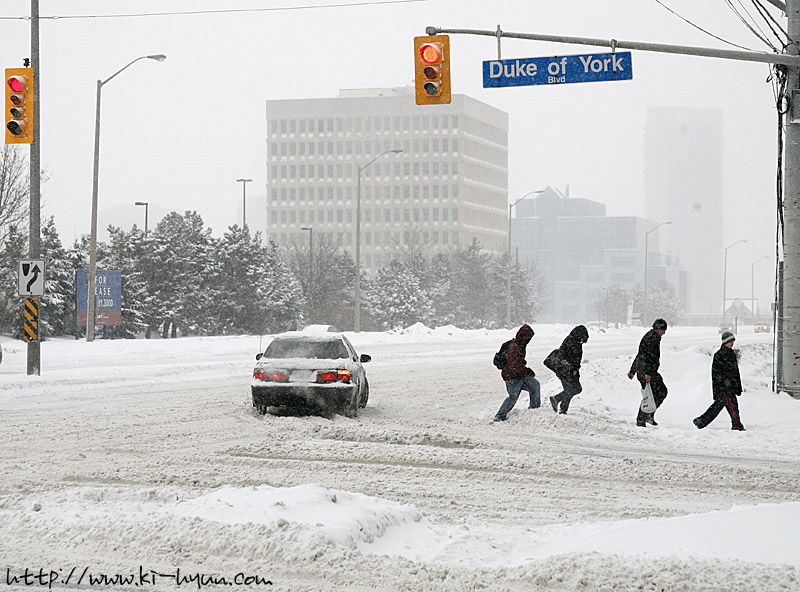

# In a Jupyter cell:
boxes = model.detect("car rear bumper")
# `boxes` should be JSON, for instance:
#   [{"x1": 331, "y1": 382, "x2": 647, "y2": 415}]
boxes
[{"x1": 252, "y1": 383, "x2": 356, "y2": 414}]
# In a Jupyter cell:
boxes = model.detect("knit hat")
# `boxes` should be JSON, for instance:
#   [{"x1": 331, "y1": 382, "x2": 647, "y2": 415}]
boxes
[
  {"x1": 721, "y1": 331, "x2": 736, "y2": 345},
  {"x1": 652, "y1": 318, "x2": 668, "y2": 331}
]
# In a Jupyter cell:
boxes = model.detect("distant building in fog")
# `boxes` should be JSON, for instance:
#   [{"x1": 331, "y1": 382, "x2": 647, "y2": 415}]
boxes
[
  {"x1": 512, "y1": 187, "x2": 685, "y2": 323},
  {"x1": 265, "y1": 88, "x2": 508, "y2": 273},
  {"x1": 645, "y1": 106, "x2": 723, "y2": 316}
]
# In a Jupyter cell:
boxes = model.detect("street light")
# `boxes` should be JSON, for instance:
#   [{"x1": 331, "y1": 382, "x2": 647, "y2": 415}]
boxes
[
  {"x1": 236, "y1": 178, "x2": 252, "y2": 230},
  {"x1": 87, "y1": 53, "x2": 166, "y2": 342},
  {"x1": 751, "y1": 256, "x2": 769, "y2": 320},
  {"x1": 301, "y1": 226, "x2": 313, "y2": 314},
  {"x1": 134, "y1": 201, "x2": 149, "y2": 234},
  {"x1": 506, "y1": 189, "x2": 545, "y2": 328},
  {"x1": 722, "y1": 239, "x2": 748, "y2": 321},
  {"x1": 354, "y1": 148, "x2": 403, "y2": 332},
  {"x1": 643, "y1": 221, "x2": 672, "y2": 326}
]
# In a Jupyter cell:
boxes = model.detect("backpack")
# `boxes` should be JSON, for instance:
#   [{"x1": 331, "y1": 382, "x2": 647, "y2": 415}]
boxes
[
  {"x1": 493, "y1": 339, "x2": 515, "y2": 370},
  {"x1": 543, "y1": 348, "x2": 570, "y2": 376}
]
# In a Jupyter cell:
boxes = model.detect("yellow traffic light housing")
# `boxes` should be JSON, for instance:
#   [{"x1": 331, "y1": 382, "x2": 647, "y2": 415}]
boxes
[
  {"x1": 414, "y1": 35, "x2": 451, "y2": 105},
  {"x1": 5, "y1": 67, "x2": 33, "y2": 144}
]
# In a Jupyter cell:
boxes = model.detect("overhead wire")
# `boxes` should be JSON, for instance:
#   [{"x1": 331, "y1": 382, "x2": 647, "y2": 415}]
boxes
[
  {"x1": 0, "y1": 0, "x2": 428, "y2": 21},
  {"x1": 652, "y1": 0, "x2": 760, "y2": 51},
  {"x1": 724, "y1": 0, "x2": 778, "y2": 50}
]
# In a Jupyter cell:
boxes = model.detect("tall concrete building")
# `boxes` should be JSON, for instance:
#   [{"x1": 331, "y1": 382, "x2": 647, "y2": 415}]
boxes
[
  {"x1": 645, "y1": 106, "x2": 723, "y2": 316},
  {"x1": 265, "y1": 88, "x2": 508, "y2": 272}
]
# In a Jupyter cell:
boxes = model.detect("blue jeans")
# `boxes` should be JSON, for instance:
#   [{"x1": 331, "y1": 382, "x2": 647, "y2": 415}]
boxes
[{"x1": 495, "y1": 375, "x2": 541, "y2": 421}]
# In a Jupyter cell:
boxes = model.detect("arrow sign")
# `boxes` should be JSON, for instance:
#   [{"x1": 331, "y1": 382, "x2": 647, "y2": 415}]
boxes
[
  {"x1": 26, "y1": 264, "x2": 41, "y2": 292},
  {"x1": 18, "y1": 259, "x2": 45, "y2": 297}
]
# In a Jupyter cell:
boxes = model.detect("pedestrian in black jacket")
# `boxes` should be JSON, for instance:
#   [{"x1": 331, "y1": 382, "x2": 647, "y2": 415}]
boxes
[
  {"x1": 549, "y1": 325, "x2": 588, "y2": 414},
  {"x1": 628, "y1": 318, "x2": 668, "y2": 427},
  {"x1": 693, "y1": 332, "x2": 745, "y2": 431}
]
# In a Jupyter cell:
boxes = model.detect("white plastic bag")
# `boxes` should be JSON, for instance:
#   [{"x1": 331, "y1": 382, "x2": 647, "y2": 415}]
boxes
[{"x1": 640, "y1": 382, "x2": 656, "y2": 414}]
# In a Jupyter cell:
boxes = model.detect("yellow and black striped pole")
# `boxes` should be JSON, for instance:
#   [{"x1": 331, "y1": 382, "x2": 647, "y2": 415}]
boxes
[{"x1": 24, "y1": 297, "x2": 39, "y2": 343}]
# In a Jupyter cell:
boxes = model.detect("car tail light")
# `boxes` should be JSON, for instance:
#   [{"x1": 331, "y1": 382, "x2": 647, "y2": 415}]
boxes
[
  {"x1": 316, "y1": 369, "x2": 352, "y2": 384},
  {"x1": 253, "y1": 369, "x2": 289, "y2": 382}
]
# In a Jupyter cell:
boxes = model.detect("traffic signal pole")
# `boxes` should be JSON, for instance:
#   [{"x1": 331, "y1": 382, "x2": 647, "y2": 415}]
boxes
[
  {"x1": 782, "y1": 0, "x2": 800, "y2": 397},
  {"x1": 27, "y1": 0, "x2": 40, "y2": 375},
  {"x1": 427, "y1": 17, "x2": 800, "y2": 398}
]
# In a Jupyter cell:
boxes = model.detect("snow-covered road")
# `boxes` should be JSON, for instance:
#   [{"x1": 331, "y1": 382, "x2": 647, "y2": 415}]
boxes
[{"x1": 1, "y1": 324, "x2": 798, "y2": 591}]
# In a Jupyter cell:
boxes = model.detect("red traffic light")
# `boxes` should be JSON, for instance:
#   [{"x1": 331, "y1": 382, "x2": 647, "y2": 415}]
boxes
[
  {"x1": 7, "y1": 76, "x2": 25, "y2": 93},
  {"x1": 420, "y1": 43, "x2": 442, "y2": 64}
]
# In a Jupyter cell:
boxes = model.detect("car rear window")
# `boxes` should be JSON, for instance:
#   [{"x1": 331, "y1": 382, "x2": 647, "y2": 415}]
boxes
[{"x1": 264, "y1": 339, "x2": 349, "y2": 360}]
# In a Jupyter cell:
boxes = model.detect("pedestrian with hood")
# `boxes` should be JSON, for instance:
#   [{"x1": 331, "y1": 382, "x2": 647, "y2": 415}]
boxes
[
  {"x1": 693, "y1": 331, "x2": 745, "y2": 431},
  {"x1": 548, "y1": 325, "x2": 589, "y2": 414},
  {"x1": 628, "y1": 318, "x2": 669, "y2": 427},
  {"x1": 494, "y1": 324, "x2": 541, "y2": 422}
]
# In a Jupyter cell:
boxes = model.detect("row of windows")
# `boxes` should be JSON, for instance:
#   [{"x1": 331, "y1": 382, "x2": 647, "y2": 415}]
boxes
[
  {"x1": 269, "y1": 207, "x2": 460, "y2": 226},
  {"x1": 269, "y1": 184, "x2": 460, "y2": 203},
  {"x1": 268, "y1": 138, "x2": 460, "y2": 161},
  {"x1": 267, "y1": 115, "x2": 460, "y2": 138},
  {"x1": 269, "y1": 161, "x2": 459, "y2": 182},
  {"x1": 273, "y1": 230, "x2": 461, "y2": 260},
  {"x1": 460, "y1": 116, "x2": 507, "y2": 148}
]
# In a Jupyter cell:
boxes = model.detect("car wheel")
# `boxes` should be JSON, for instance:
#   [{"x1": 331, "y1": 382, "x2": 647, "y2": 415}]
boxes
[{"x1": 359, "y1": 378, "x2": 370, "y2": 408}]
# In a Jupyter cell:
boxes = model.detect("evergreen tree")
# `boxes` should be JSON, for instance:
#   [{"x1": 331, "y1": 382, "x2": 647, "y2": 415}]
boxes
[
  {"x1": 39, "y1": 217, "x2": 74, "y2": 338},
  {"x1": 367, "y1": 259, "x2": 432, "y2": 330},
  {"x1": 101, "y1": 225, "x2": 149, "y2": 338},
  {"x1": 261, "y1": 240, "x2": 304, "y2": 333},
  {"x1": 0, "y1": 224, "x2": 27, "y2": 336},
  {"x1": 142, "y1": 211, "x2": 217, "y2": 337},
  {"x1": 449, "y1": 238, "x2": 493, "y2": 328}
]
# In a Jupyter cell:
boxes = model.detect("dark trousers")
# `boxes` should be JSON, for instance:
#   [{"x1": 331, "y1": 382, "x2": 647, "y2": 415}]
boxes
[
  {"x1": 636, "y1": 372, "x2": 668, "y2": 423},
  {"x1": 553, "y1": 373, "x2": 582, "y2": 412},
  {"x1": 695, "y1": 394, "x2": 743, "y2": 430}
]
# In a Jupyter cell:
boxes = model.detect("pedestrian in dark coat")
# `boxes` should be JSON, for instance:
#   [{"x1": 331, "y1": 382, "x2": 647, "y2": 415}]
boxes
[
  {"x1": 549, "y1": 325, "x2": 588, "y2": 414},
  {"x1": 628, "y1": 318, "x2": 669, "y2": 427},
  {"x1": 693, "y1": 332, "x2": 745, "y2": 431},
  {"x1": 494, "y1": 324, "x2": 541, "y2": 422}
]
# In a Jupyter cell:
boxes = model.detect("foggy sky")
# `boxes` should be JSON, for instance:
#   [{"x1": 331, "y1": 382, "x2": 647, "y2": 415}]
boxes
[{"x1": 0, "y1": 0, "x2": 780, "y2": 314}]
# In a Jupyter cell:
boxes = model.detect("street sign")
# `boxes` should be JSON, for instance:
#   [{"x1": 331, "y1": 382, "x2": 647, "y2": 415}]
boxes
[
  {"x1": 483, "y1": 51, "x2": 632, "y2": 88},
  {"x1": 18, "y1": 259, "x2": 45, "y2": 296},
  {"x1": 76, "y1": 269, "x2": 122, "y2": 327}
]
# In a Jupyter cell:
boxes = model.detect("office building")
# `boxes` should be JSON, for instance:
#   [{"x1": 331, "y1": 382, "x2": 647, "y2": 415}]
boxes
[
  {"x1": 512, "y1": 187, "x2": 685, "y2": 323},
  {"x1": 265, "y1": 88, "x2": 508, "y2": 272},
  {"x1": 645, "y1": 106, "x2": 723, "y2": 315}
]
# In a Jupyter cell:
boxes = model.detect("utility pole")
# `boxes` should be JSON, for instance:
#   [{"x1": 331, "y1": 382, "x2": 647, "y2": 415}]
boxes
[
  {"x1": 783, "y1": 0, "x2": 800, "y2": 397},
  {"x1": 27, "y1": 0, "x2": 41, "y2": 375}
]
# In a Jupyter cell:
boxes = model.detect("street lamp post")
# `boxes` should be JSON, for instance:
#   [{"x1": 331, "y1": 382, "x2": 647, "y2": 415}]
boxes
[
  {"x1": 354, "y1": 149, "x2": 402, "y2": 332},
  {"x1": 506, "y1": 189, "x2": 544, "y2": 328},
  {"x1": 87, "y1": 54, "x2": 166, "y2": 342},
  {"x1": 236, "y1": 178, "x2": 252, "y2": 230},
  {"x1": 134, "y1": 201, "x2": 149, "y2": 234},
  {"x1": 301, "y1": 226, "x2": 313, "y2": 314},
  {"x1": 643, "y1": 221, "x2": 672, "y2": 326},
  {"x1": 751, "y1": 256, "x2": 769, "y2": 319},
  {"x1": 722, "y1": 239, "x2": 748, "y2": 321}
]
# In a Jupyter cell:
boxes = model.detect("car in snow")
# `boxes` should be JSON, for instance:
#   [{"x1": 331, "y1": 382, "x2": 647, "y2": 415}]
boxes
[
  {"x1": 754, "y1": 322, "x2": 771, "y2": 333},
  {"x1": 718, "y1": 321, "x2": 735, "y2": 334},
  {"x1": 251, "y1": 329, "x2": 371, "y2": 417}
]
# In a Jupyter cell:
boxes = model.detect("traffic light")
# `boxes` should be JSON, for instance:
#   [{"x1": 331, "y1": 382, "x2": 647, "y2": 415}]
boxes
[
  {"x1": 5, "y1": 67, "x2": 33, "y2": 144},
  {"x1": 414, "y1": 34, "x2": 451, "y2": 105}
]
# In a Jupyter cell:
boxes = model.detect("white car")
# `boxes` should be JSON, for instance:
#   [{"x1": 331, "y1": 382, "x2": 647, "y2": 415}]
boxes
[{"x1": 251, "y1": 330, "x2": 370, "y2": 417}]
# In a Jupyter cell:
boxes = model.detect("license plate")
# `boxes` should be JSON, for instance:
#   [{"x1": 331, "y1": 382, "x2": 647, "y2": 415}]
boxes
[{"x1": 289, "y1": 370, "x2": 316, "y2": 382}]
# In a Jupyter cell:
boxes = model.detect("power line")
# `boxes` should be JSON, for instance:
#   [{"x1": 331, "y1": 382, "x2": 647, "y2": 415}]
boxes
[
  {"x1": 652, "y1": 0, "x2": 760, "y2": 51},
  {"x1": 724, "y1": 0, "x2": 777, "y2": 51},
  {"x1": 0, "y1": 0, "x2": 428, "y2": 21}
]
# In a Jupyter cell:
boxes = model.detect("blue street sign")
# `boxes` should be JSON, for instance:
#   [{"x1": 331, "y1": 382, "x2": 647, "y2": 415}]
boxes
[{"x1": 483, "y1": 51, "x2": 633, "y2": 88}]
